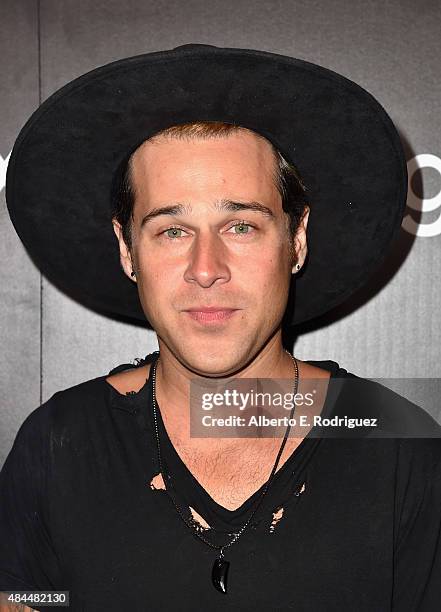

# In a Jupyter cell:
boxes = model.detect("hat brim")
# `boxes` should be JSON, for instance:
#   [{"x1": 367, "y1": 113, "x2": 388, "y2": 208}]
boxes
[{"x1": 6, "y1": 44, "x2": 407, "y2": 326}]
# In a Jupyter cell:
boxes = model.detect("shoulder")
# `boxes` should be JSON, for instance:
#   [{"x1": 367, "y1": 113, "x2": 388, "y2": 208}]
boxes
[
  {"x1": 105, "y1": 351, "x2": 158, "y2": 394},
  {"x1": 8, "y1": 377, "x2": 108, "y2": 457},
  {"x1": 12, "y1": 354, "x2": 156, "y2": 448},
  {"x1": 302, "y1": 358, "x2": 346, "y2": 378},
  {"x1": 106, "y1": 362, "x2": 152, "y2": 395},
  {"x1": 341, "y1": 372, "x2": 441, "y2": 437},
  {"x1": 305, "y1": 358, "x2": 441, "y2": 438}
]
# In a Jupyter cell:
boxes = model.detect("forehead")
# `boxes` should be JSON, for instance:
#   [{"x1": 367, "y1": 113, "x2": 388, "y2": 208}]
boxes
[{"x1": 129, "y1": 130, "x2": 279, "y2": 205}]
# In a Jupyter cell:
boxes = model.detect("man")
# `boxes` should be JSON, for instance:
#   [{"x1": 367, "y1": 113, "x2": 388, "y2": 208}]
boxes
[{"x1": 1, "y1": 44, "x2": 441, "y2": 611}]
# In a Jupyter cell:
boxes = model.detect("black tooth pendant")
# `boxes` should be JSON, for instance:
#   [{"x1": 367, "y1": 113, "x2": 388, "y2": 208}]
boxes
[{"x1": 212, "y1": 557, "x2": 230, "y2": 594}]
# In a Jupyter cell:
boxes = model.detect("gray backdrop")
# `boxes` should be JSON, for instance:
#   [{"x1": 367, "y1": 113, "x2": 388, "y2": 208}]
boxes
[{"x1": 1, "y1": 0, "x2": 441, "y2": 467}]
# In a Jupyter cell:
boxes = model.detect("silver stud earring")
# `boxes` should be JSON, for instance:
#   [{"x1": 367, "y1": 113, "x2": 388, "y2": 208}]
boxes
[
  {"x1": 292, "y1": 263, "x2": 301, "y2": 273},
  {"x1": 131, "y1": 269, "x2": 136, "y2": 278}
]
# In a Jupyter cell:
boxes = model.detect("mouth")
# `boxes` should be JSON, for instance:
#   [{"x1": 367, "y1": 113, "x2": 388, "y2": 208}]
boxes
[{"x1": 183, "y1": 307, "x2": 240, "y2": 324}]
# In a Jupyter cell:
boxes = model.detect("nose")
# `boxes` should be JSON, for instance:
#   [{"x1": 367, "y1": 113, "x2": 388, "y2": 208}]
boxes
[{"x1": 183, "y1": 231, "x2": 231, "y2": 288}]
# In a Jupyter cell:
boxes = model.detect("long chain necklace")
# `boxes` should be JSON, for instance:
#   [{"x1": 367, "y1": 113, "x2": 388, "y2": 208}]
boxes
[{"x1": 150, "y1": 349, "x2": 299, "y2": 594}]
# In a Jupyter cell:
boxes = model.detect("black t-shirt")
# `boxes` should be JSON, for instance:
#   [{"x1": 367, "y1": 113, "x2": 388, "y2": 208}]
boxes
[{"x1": 1, "y1": 352, "x2": 441, "y2": 611}]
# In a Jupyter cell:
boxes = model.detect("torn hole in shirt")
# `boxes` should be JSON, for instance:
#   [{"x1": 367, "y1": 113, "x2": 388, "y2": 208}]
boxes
[
  {"x1": 188, "y1": 506, "x2": 211, "y2": 531},
  {"x1": 149, "y1": 474, "x2": 211, "y2": 531},
  {"x1": 295, "y1": 481, "x2": 306, "y2": 496},
  {"x1": 270, "y1": 507, "x2": 284, "y2": 533},
  {"x1": 149, "y1": 473, "x2": 166, "y2": 491},
  {"x1": 269, "y1": 481, "x2": 307, "y2": 533}
]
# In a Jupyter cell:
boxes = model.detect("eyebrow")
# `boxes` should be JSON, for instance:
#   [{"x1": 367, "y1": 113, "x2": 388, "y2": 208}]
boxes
[{"x1": 139, "y1": 199, "x2": 275, "y2": 228}]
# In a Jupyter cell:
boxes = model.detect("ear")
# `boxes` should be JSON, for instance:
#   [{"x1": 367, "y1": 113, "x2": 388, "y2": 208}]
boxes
[
  {"x1": 112, "y1": 219, "x2": 136, "y2": 282},
  {"x1": 291, "y1": 206, "x2": 310, "y2": 274}
]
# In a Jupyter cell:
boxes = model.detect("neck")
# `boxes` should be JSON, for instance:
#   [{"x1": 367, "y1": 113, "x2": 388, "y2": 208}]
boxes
[{"x1": 153, "y1": 334, "x2": 297, "y2": 444}]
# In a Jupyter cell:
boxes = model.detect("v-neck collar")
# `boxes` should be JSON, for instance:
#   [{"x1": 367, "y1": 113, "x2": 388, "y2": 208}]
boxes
[{"x1": 103, "y1": 352, "x2": 348, "y2": 530}]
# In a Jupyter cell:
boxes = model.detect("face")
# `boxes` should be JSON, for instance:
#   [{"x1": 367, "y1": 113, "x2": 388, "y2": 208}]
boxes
[{"x1": 113, "y1": 130, "x2": 309, "y2": 376}]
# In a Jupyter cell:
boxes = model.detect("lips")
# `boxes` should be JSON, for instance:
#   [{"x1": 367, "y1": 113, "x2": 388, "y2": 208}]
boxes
[
  {"x1": 185, "y1": 306, "x2": 236, "y2": 312},
  {"x1": 183, "y1": 307, "x2": 239, "y2": 323}
]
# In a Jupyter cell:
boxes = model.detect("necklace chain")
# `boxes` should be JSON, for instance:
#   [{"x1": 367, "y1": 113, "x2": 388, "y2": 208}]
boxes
[{"x1": 150, "y1": 349, "x2": 299, "y2": 557}]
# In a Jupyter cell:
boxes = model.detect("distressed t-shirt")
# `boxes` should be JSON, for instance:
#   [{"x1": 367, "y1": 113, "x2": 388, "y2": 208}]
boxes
[{"x1": 1, "y1": 351, "x2": 441, "y2": 611}]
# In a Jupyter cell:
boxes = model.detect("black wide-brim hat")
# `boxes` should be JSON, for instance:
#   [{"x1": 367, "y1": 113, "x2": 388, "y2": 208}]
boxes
[{"x1": 6, "y1": 44, "x2": 407, "y2": 325}]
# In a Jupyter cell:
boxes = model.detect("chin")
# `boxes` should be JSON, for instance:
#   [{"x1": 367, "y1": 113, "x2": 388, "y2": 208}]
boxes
[{"x1": 174, "y1": 340, "x2": 253, "y2": 378}]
